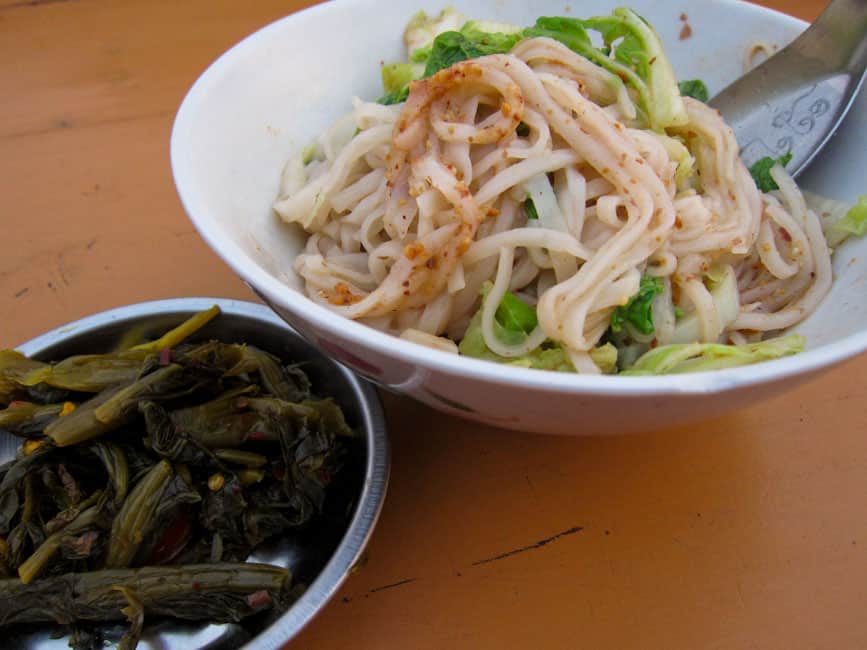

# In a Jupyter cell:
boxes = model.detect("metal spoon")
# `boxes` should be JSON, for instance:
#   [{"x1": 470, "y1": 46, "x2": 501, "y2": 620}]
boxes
[{"x1": 709, "y1": 0, "x2": 867, "y2": 177}]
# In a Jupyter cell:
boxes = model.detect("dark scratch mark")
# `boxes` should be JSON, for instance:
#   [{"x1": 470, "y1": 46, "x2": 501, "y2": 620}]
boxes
[
  {"x1": 86, "y1": 238, "x2": 97, "y2": 250},
  {"x1": 57, "y1": 252, "x2": 70, "y2": 286},
  {"x1": 1, "y1": 108, "x2": 173, "y2": 141},
  {"x1": 46, "y1": 281, "x2": 56, "y2": 292},
  {"x1": 57, "y1": 120, "x2": 72, "y2": 129},
  {"x1": 14, "y1": 287, "x2": 28, "y2": 298},
  {"x1": 367, "y1": 578, "x2": 417, "y2": 593},
  {"x1": 471, "y1": 526, "x2": 583, "y2": 566},
  {"x1": 0, "y1": 0, "x2": 80, "y2": 11},
  {"x1": 341, "y1": 596, "x2": 351, "y2": 603}
]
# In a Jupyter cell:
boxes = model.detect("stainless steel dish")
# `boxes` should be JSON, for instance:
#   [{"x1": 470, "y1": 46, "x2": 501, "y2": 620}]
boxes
[{"x1": 3, "y1": 297, "x2": 389, "y2": 649}]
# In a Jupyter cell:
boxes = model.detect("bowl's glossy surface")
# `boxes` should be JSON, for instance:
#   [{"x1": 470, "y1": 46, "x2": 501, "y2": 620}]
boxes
[
  {"x1": 171, "y1": 0, "x2": 867, "y2": 434},
  {"x1": 5, "y1": 298, "x2": 389, "y2": 649}
]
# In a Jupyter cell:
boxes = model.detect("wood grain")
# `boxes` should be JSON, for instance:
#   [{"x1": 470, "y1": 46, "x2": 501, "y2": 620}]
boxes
[{"x1": 2, "y1": 2, "x2": 864, "y2": 649}]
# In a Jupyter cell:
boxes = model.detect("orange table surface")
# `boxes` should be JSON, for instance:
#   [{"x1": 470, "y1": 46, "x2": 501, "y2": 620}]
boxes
[{"x1": 2, "y1": 1, "x2": 865, "y2": 648}]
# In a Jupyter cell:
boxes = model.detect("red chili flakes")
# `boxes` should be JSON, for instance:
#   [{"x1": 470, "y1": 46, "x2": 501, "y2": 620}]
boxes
[
  {"x1": 327, "y1": 282, "x2": 362, "y2": 306},
  {"x1": 679, "y1": 23, "x2": 692, "y2": 40},
  {"x1": 779, "y1": 227, "x2": 792, "y2": 242},
  {"x1": 404, "y1": 241, "x2": 426, "y2": 260}
]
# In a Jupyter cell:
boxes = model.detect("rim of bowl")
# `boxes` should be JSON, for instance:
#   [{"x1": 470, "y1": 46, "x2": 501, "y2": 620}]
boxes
[
  {"x1": 170, "y1": 0, "x2": 867, "y2": 398},
  {"x1": 15, "y1": 297, "x2": 390, "y2": 649}
]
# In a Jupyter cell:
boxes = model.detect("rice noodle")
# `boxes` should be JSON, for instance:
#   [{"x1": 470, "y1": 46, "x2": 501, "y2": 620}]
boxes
[{"x1": 274, "y1": 37, "x2": 832, "y2": 372}]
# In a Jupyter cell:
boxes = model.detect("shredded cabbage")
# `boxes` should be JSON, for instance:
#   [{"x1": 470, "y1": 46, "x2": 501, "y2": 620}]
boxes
[{"x1": 622, "y1": 334, "x2": 805, "y2": 375}]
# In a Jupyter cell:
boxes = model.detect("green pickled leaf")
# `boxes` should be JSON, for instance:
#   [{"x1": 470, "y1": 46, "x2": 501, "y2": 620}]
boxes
[
  {"x1": 114, "y1": 585, "x2": 145, "y2": 650},
  {"x1": 377, "y1": 62, "x2": 422, "y2": 105},
  {"x1": 18, "y1": 498, "x2": 103, "y2": 584},
  {"x1": 495, "y1": 292, "x2": 538, "y2": 335},
  {"x1": 0, "y1": 444, "x2": 54, "y2": 534},
  {"x1": 164, "y1": 386, "x2": 261, "y2": 449},
  {"x1": 610, "y1": 276, "x2": 664, "y2": 335},
  {"x1": 90, "y1": 442, "x2": 130, "y2": 506},
  {"x1": 458, "y1": 285, "x2": 617, "y2": 373},
  {"x1": 749, "y1": 152, "x2": 793, "y2": 191},
  {"x1": 0, "y1": 350, "x2": 48, "y2": 403},
  {"x1": 105, "y1": 460, "x2": 173, "y2": 569},
  {"x1": 423, "y1": 29, "x2": 520, "y2": 77},
  {"x1": 378, "y1": 87, "x2": 410, "y2": 105},
  {"x1": 524, "y1": 197, "x2": 539, "y2": 220},
  {"x1": 381, "y1": 62, "x2": 423, "y2": 93},
  {"x1": 0, "y1": 563, "x2": 290, "y2": 626},
  {"x1": 678, "y1": 79, "x2": 709, "y2": 101},
  {"x1": 0, "y1": 401, "x2": 64, "y2": 437},
  {"x1": 525, "y1": 10, "x2": 687, "y2": 130},
  {"x1": 459, "y1": 307, "x2": 618, "y2": 374},
  {"x1": 93, "y1": 364, "x2": 212, "y2": 426},
  {"x1": 523, "y1": 16, "x2": 593, "y2": 53},
  {"x1": 130, "y1": 306, "x2": 220, "y2": 353},
  {"x1": 19, "y1": 354, "x2": 146, "y2": 393}
]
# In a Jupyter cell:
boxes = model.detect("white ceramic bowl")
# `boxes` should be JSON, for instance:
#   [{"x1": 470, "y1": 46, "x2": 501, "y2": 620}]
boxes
[{"x1": 171, "y1": 0, "x2": 867, "y2": 435}]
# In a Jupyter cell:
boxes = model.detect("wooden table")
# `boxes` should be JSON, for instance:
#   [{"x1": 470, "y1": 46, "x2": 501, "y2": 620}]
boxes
[{"x1": 2, "y1": 1, "x2": 865, "y2": 648}]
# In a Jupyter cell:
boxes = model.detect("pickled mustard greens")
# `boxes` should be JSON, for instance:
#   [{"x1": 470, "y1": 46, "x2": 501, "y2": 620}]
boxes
[
  {"x1": 0, "y1": 564, "x2": 293, "y2": 649},
  {"x1": 0, "y1": 307, "x2": 356, "y2": 647}
]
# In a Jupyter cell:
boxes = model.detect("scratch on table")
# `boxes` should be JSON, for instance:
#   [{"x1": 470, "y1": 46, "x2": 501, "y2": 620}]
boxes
[
  {"x1": 1, "y1": 109, "x2": 174, "y2": 141},
  {"x1": 367, "y1": 577, "x2": 417, "y2": 593},
  {"x1": 735, "y1": 579, "x2": 747, "y2": 610},
  {"x1": 471, "y1": 525, "x2": 584, "y2": 566},
  {"x1": 0, "y1": 0, "x2": 80, "y2": 11},
  {"x1": 57, "y1": 251, "x2": 71, "y2": 286},
  {"x1": 14, "y1": 287, "x2": 29, "y2": 298}
]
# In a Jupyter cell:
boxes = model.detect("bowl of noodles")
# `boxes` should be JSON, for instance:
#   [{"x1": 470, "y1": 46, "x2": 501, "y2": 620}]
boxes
[{"x1": 171, "y1": 0, "x2": 867, "y2": 434}]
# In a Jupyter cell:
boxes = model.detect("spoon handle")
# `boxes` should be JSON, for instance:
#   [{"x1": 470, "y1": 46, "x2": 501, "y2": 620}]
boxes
[
  {"x1": 792, "y1": 0, "x2": 867, "y2": 74},
  {"x1": 710, "y1": 0, "x2": 867, "y2": 175}
]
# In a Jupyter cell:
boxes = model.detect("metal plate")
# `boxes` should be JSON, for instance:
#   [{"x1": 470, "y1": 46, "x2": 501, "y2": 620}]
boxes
[{"x1": 3, "y1": 298, "x2": 389, "y2": 649}]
